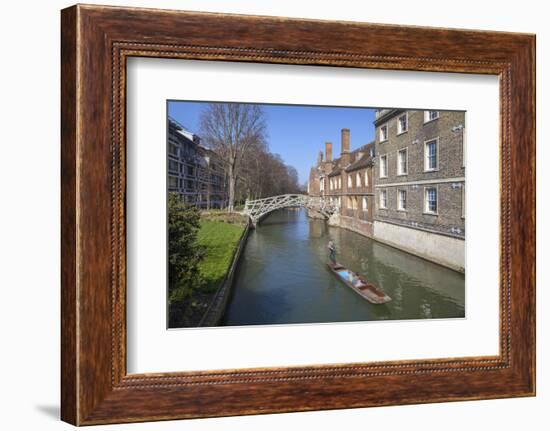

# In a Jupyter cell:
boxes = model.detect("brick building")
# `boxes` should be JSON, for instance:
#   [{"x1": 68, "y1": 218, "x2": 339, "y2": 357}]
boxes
[
  {"x1": 168, "y1": 117, "x2": 228, "y2": 209},
  {"x1": 308, "y1": 128, "x2": 376, "y2": 236},
  {"x1": 373, "y1": 109, "x2": 465, "y2": 271},
  {"x1": 308, "y1": 109, "x2": 466, "y2": 272}
]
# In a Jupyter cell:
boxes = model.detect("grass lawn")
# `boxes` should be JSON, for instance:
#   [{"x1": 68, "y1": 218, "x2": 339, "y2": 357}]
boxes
[{"x1": 196, "y1": 220, "x2": 246, "y2": 293}]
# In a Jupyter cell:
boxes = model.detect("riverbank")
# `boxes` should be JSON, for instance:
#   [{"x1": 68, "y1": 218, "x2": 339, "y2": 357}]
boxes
[
  {"x1": 170, "y1": 211, "x2": 247, "y2": 327},
  {"x1": 199, "y1": 220, "x2": 250, "y2": 326}
]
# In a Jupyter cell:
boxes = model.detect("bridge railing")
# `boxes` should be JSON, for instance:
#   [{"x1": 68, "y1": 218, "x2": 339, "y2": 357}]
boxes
[{"x1": 243, "y1": 194, "x2": 337, "y2": 223}]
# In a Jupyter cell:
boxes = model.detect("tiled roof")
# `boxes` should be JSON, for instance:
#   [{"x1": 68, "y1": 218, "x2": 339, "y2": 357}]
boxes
[
  {"x1": 324, "y1": 141, "x2": 374, "y2": 176},
  {"x1": 345, "y1": 142, "x2": 374, "y2": 172},
  {"x1": 327, "y1": 163, "x2": 342, "y2": 177},
  {"x1": 345, "y1": 154, "x2": 374, "y2": 172},
  {"x1": 351, "y1": 142, "x2": 372, "y2": 155}
]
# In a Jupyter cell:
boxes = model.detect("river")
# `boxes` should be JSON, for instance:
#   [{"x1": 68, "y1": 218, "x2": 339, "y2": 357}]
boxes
[{"x1": 222, "y1": 209, "x2": 465, "y2": 326}]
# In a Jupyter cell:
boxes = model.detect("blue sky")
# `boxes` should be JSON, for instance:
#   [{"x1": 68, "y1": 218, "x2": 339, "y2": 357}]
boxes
[{"x1": 168, "y1": 101, "x2": 376, "y2": 184}]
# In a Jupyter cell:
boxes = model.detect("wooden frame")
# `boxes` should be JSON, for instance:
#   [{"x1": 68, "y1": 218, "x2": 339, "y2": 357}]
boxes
[{"x1": 61, "y1": 4, "x2": 535, "y2": 426}]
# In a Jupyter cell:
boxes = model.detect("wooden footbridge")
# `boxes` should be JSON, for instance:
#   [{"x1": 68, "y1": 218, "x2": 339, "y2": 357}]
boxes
[{"x1": 243, "y1": 194, "x2": 337, "y2": 226}]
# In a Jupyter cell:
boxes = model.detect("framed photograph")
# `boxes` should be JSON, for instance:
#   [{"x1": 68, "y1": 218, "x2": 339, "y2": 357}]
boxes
[{"x1": 61, "y1": 4, "x2": 536, "y2": 425}]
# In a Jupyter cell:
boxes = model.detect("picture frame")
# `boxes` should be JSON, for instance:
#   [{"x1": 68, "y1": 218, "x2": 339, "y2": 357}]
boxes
[{"x1": 60, "y1": 4, "x2": 535, "y2": 425}]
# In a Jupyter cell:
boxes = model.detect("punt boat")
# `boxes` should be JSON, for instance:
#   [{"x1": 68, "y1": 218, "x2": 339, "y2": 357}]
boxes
[{"x1": 327, "y1": 262, "x2": 391, "y2": 304}]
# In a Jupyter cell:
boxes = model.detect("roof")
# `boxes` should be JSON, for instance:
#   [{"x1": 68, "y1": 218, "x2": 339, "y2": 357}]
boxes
[
  {"x1": 168, "y1": 116, "x2": 196, "y2": 141},
  {"x1": 327, "y1": 163, "x2": 343, "y2": 177},
  {"x1": 327, "y1": 167, "x2": 342, "y2": 177},
  {"x1": 373, "y1": 108, "x2": 405, "y2": 126},
  {"x1": 345, "y1": 153, "x2": 374, "y2": 172},
  {"x1": 351, "y1": 142, "x2": 372, "y2": 155},
  {"x1": 345, "y1": 141, "x2": 375, "y2": 172}
]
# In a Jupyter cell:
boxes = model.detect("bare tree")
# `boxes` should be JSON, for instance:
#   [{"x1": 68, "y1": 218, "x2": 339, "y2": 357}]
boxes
[{"x1": 200, "y1": 103, "x2": 267, "y2": 212}]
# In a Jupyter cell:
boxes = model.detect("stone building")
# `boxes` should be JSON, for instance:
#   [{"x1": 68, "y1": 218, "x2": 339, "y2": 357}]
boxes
[
  {"x1": 168, "y1": 117, "x2": 228, "y2": 209},
  {"x1": 373, "y1": 109, "x2": 465, "y2": 271},
  {"x1": 308, "y1": 109, "x2": 465, "y2": 272},
  {"x1": 308, "y1": 128, "x2": 376, "y2": 236}
]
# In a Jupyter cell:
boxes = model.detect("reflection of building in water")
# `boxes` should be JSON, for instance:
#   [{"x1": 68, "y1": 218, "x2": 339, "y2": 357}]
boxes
[
  {"x1": 308, "y1": 217, "x2": 327, "y2": 239},
  {"x1": 308, "y1": 109, "x2": 465, "y2": 272},
  {"x1": 168, "y1": 117, "x2": 228, "y2": 209}
]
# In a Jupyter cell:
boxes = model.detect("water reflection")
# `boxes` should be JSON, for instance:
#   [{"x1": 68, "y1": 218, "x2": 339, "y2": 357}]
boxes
[{"x1": 222, "y1": 209, "x2": 465, "y2": 326}]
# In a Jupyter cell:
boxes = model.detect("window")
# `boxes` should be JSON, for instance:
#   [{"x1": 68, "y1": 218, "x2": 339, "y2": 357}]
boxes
[
  {"x1": 362, "y1": 196, "x2": 368, "y2": 211},
  {"x1": 380, "y1": 154, "x2": 388, "y2": 178},
  {"x1": 380, "y1": 190, "x2": 387, "y2": 209},
  {"x1": 379, "y1": 124, "x2": 388, "y2": 142},
  {"x1": 364, "y1": 171, "x2": 369, "y2": 186},
  {"x1": 424, "y1": 187, "x2": 438, "y2": 214},
  {"x1": 356, "y1": 172, "x2": 361, "y2": 187},
  {"x1": 348, "y1": 175, "x2": 352, "y2": 188},
  {"x1": 338, "y1": 178, "x2": 342, "y2": 189},
  {"x1": 169, "y1": 143, "x2": 178, "y2": 156},
  {"x1": 398, "y1": 190, "x2": 407, "y2": 211},
  {"x1": 424, "y1": 139, "x2": 438, "y2": 171},
  {"x1": 424, "y1": 110, "x2": 439, "y2": 123},
  {"x1": 397, "y1": 148, "x2": 408, "y2": 175},
  {"x1": 397, "y1": 113, "x2": 408, "y2": 134},
  {"x1": 320, "y1": 179, "x2": 324, "y2": 191},
  {"x1": 168, "y1": 176, "x2": 178, "y2": 188},
  {"x1": 168, "y1": 159, "x2": 179, "y2": 172}
]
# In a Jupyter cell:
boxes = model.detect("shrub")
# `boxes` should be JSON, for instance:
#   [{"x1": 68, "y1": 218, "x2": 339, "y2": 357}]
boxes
[{"x1": 167, "y1": 193, "x2": 205, "y2": 326}]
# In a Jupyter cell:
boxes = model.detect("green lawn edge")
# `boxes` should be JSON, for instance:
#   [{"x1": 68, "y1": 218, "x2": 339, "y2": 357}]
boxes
[{"x1": 197, "y1": 220, "x2": 246, "y2": 293}]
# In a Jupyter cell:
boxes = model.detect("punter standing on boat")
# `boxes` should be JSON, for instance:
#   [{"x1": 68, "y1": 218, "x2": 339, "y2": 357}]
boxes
[{"x1": 328, "y1": 240, "x2": 337, "y2": 265}]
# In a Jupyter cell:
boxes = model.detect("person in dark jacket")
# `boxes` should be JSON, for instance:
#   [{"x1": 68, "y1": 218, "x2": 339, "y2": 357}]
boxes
[{"x1": 328, "y1": 240, "x2": 336, "y2": 265}]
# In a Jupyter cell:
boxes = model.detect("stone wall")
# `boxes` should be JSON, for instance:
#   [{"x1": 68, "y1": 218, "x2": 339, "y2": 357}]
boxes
[
  {"x1": 373, "y1": 220, "x2": 465, "y2": 272},
  {"x1": 338, "y1": 215, "x2": 374, "y2": 238}
]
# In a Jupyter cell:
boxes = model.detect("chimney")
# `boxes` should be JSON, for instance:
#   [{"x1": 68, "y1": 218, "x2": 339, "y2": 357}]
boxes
[
  {"x1": 341, "y1": 128, "x2": 351, "y2": 165},
  {"x1": 325, "y1": 142, "x2": 333, "y2": 162},
  {"x1": 317, "y1": 151, "x2": 323, "y2": 166}
]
